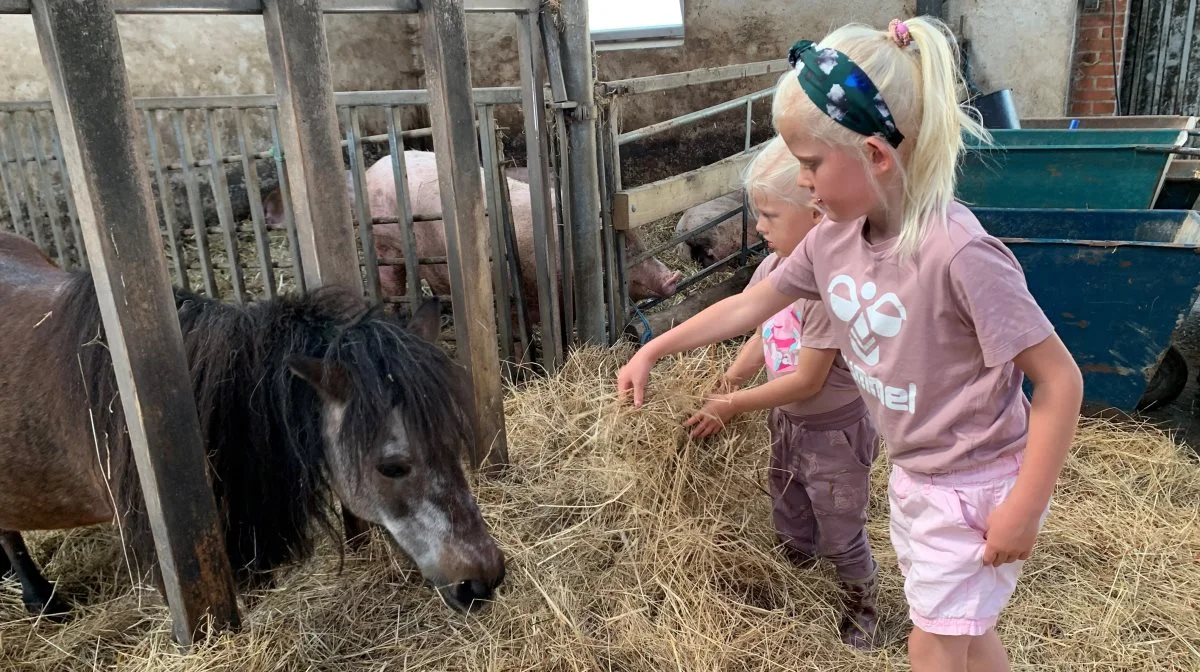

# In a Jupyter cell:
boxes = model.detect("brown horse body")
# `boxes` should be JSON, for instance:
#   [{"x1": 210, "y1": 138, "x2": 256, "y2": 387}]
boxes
[
  {"x1": 0, "y1": 237, "x2": 119, "y2": 533},
  {"x1": 0, "y1": 231, "x2": 504, "y2": 620}
]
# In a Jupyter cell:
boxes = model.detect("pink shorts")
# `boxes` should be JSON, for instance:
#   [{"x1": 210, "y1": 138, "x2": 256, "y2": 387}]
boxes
[{"x1": 888, "y1": 452, "x2": 1048, "y2": 637}]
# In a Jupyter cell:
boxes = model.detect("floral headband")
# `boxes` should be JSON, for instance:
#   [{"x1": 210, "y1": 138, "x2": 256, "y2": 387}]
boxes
[{"x1": 787, "y1": 32, "x2": 906, "y2": 148}]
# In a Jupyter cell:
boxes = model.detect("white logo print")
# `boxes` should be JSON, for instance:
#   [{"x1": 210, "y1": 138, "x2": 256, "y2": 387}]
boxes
[
  {"x1": 826, "y1": 274, "x2": 918, "y2": 415},
  {"x1": 827, "y1": 274, "x2": 907, "y2": 366}
]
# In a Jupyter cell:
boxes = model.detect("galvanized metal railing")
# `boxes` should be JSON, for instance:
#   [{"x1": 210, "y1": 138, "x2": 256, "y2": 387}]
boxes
[
  {"x1": 0, "y1": 90, "x2": 540, "y2": 364},
  {"x1": 596, "y1": 59, "x2": 789, "y2": 333}
]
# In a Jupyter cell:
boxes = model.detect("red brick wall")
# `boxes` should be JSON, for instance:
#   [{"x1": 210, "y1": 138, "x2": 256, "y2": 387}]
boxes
[{"x1": 1069, "y1": 0, "x2": 1129, "y2": 116}]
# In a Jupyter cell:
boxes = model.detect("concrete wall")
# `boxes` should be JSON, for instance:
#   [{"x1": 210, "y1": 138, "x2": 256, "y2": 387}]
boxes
[
  {"x1": 456, "y1": 0, "x2": 1077, "y2": 131},
  {"x1": 0, "y1": 1, "x2": 1077, "y2": 135},
  {"x1": 0, "y1": 14, "x2": 417, "y2": 101}
]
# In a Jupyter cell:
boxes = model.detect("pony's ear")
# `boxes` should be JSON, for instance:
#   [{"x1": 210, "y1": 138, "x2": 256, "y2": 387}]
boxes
[
  {"x1": 407, "y1": 298, "x2": 442, "y2": 343},
  {"x1": 287, "y1": 356, "x2": 351, "y2": 403}
]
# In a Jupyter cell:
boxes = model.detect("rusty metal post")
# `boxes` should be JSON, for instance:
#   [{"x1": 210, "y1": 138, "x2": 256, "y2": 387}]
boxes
[
  {"x1": 29, "y1": 0, "x2": 239, "y2": 647},
  {"x1": 419, "y1": 0, "x2": 509, "y2": 469},
  {"x1": 555, "y1": 0, "x2": 606, "y2": 345}
]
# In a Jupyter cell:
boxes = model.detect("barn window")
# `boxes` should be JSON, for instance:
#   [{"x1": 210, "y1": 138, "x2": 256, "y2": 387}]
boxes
[{"x1": 590, "y1": 0, "x2": 684, "y2": 51}]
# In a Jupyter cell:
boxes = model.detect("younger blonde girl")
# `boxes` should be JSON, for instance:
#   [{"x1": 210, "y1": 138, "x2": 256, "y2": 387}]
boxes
[{"x1": 684, "y1": 136, "x2": 881, "y2": 649}]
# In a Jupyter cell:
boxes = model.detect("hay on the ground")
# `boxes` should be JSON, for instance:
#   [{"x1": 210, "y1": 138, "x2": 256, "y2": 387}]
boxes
[{"x1": 2, "y1": 344, "x2": 1199, "y2": 670}]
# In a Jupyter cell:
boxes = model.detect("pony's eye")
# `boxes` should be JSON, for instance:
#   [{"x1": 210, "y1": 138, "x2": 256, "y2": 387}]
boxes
[{"x1": 376, "y1": 462, "x2": 411, "y2": 479}]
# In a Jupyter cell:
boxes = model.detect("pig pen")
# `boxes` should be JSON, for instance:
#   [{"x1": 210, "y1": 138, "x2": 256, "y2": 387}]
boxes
[
  {"x1": 586, "y1": 60, "x2": 793, "y2": 341},
  {"x1": 2, "y1": 343, "x2": 1198, "y2": 670}
]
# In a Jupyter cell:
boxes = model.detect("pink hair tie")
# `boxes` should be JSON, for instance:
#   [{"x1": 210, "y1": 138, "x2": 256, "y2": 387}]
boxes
[{"x1": 889, "y1": 19, "x2": 912, "y2": 48}]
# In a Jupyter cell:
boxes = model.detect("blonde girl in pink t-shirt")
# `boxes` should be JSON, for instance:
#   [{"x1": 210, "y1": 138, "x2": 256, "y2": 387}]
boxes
[
  {"x1": 617, "y1": 16, "x2": 1083, "y2": 671},
  {"x1": 684, "y1": 136, "x2": 883, "y2": 650}
]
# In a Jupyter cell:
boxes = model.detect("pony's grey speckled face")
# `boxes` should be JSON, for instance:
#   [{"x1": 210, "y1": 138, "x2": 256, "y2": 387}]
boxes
[
  {"x1": 287, "y1": 300, "x2": 505, "y2": 613},
  {"x1": 319, "y1": 401, "x2": 505, "y2": 612}
]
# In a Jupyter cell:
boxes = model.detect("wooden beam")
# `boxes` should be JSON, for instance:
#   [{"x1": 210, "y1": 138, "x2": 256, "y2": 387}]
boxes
[
  {"x1": 419, "y1": 0, "x2": 509, "y2": 469},
  {"x1": 613, "y1": 142, "x2": 767, "y2": 230},
  {"x1": 516, "y1": 10, "x2": 564, "y2": 368},
  {"x1": 29, "y1": 0, "x2": 239, "y2": 647},
  {"x1": 262, "y1": 0, "x2": 362, "y2": 293}
]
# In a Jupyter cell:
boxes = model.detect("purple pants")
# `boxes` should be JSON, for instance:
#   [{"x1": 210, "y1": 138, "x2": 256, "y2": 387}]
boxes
[{"x1": 768, "y1": 398, "x2": 880, "y2": 583}]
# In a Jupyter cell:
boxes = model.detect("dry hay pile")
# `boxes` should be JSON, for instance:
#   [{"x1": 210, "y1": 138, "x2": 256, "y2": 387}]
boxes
[{"x1": 2, "y1": 344, "x2": 1200, "y2": 670}]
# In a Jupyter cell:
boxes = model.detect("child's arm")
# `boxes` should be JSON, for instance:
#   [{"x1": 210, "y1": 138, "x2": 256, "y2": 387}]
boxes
[
  {"x1": 718, "y1": 333, "x2": 766, "y2": 392},
  {"x1": 617, "y1": 280, "x2": 800, "y2": 406},
  {"x1": 985, "y1": 333, "x2": 1082, "y2": 567},
  {"x1": 684, "y1": 347, "x2": 837, "y2": 439}
]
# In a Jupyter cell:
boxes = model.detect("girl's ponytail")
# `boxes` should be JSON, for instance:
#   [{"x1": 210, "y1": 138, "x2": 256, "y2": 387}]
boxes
[{"x1": 897, "y1": 17, "x2": 990, "y2": 256}]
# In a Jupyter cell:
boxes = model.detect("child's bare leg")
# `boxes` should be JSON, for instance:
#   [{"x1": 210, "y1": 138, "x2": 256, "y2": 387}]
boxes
[
  {"x1": 908, "y1": 628, "x2": 969, "y2": 672},
  {"x1": 967, "y1": 629, "x2": 1010, "y2": 672}
]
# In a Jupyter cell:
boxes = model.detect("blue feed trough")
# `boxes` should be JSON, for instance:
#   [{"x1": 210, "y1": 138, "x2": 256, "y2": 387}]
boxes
[{"x1": 972, "y1": 207, "x2": 1200, "y2": 411}]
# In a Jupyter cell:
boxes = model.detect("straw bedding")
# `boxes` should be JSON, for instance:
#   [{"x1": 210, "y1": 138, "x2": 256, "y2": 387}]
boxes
[{"x1": 2, "y1": 344, "x2": 1199, "y2": 670}]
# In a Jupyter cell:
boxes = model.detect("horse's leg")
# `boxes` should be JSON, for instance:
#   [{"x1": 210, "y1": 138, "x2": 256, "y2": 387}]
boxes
[
  {"x1": 342, "y1": 508, "x2": 372, "y2": 550},
  {"x1": 0, "y1": 530, "x2": 70, "y2": 619}
]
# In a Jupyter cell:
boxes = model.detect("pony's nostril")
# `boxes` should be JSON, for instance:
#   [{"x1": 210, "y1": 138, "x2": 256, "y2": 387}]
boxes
[{"x1": 454, "y1": 579, "x2": 494, "y2": 608}]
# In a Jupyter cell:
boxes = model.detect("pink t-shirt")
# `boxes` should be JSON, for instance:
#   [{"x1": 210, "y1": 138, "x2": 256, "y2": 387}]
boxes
[
  {"x1": 748, "y1": 253, "x2": 862, "y2": 417},
  {"x1": 767, "y1": 201, "x2": 1055, "y2": 474}
]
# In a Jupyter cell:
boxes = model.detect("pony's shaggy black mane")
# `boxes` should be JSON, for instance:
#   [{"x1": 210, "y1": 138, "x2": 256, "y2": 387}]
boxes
[{"x1": 53, "y1": 272, "x2": 475, "y2": 584}]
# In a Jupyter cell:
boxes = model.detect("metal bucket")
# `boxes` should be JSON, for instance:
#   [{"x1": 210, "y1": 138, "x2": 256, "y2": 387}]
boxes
[{"x1": 972, "y1": 89, "x2": 1021, "y2": 129}]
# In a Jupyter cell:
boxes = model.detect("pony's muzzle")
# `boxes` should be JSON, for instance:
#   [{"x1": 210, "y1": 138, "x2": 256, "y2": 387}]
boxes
[{"x1": 436, "y1": 544, "x2": 506, "y2": 613}]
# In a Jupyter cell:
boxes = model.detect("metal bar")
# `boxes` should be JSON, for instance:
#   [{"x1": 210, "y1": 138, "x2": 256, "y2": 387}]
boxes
[
  {"x1": 234, "y1": 108, "x2": 276, "y2": 299},
  {"x1": 557, "y1": 0, "x2": 605, "y2": 345},
  {"x1": 600, "y1": 59, "x2": 790, "y2": 96},
  {"x1": 1153, "y1": 0, "x2": 1172, "y2": 113},
  {"x1": 619, "y1": 87, "x2": 775, "y2": 146},
  {"x1": 553, "y1": 108, "x2": 574, "y2": 344},
  {"x1": 146, "y1": 110, "x2": 189, "y2": 287},
  {"x1": 517, "y1": 10, "x2": 563, "y2": 370},
  {"x1": 267, "y1": 108, "x2": 305, "y2": 293},
  {"x1": 383, "y1": 107, "x2": 421, "y2": 311},
  {"x1": 497, "y1": 158, "x2": 532, "y2": 361},
  {"x1": 744, "y1": 98, "x2": 753, "y2": 151},
  {"x1": 335, "y1": 87, "x2": 523, "y2": 107},
  {"x1": 0, "y1": 88, "x2": 526, "y2": 115},
  {"x1": 47, "y1": 111, "x2": 86, "y2": 270},
  {"x1": 1179, "y1": 0, "x2": 1199, "y2": 115},
  {"x1": 596, "y1": 104, "x2": 621, "y2": 343},
  {"x1": 2, "y1": 113, "x2": 45, "y2": 250},
  {"x1": 1, "y1": 0, "x2": 537, "y2": 14},
  {"x1": 477, "y1": 105, "x2": 515, "y2": 365},
  {"x1": 172, "y1": 109, "x2": 218, "y2": 297},
  {"x1": 420, "y1": 0, "x2": 509, "y2": 469},
  {"x1": 0, "y1": 114, "x2": 29, "y2": 239},
  {"x1": 345, "y1": 106, "x2": 380, "y2": 302},
  {"x1": 26, "y1": 114, "x2": 68, "y2": 265},
  {"x1": 203, "y1": 108, "x2": 246, "y2": 304},
  {"x1": 263, "y1": 0, "x2": 362, "y2": 294},
  {"x1": 30, "y1": 0, "x2": 239, "y2": 647}
]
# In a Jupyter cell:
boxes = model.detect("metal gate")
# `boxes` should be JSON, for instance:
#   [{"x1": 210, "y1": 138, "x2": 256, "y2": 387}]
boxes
[{"x1": 1121, "y1": 0, "x2": 1200, "y2": 115}]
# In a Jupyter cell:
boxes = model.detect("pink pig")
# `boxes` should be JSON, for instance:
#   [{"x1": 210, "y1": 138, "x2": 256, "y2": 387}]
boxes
[{"x1": 264, "y1": 151, "x2": 681, "y2": 326}]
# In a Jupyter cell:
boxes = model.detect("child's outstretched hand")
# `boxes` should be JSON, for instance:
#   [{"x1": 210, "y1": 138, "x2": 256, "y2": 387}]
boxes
[
  {"x1": 982, "y1": 497, "x2": 1042, "y2": 566},
  {"x1": 683, "y1": 393, "x2": 737, "y2": 439},
  {"x1": 617, "y1": 351, "x2": 655, "y2": 406}
]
